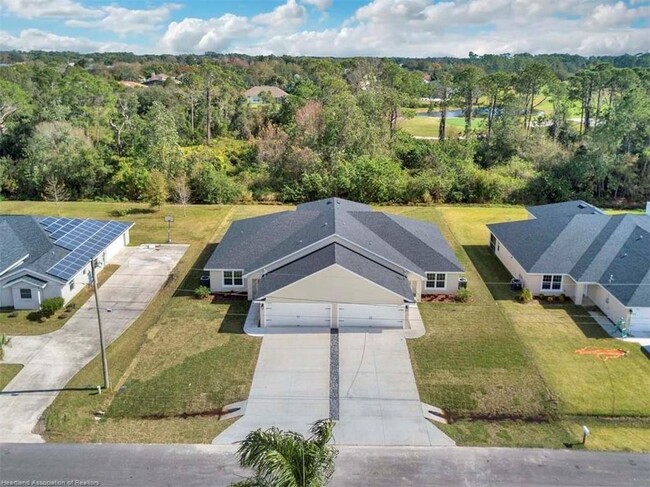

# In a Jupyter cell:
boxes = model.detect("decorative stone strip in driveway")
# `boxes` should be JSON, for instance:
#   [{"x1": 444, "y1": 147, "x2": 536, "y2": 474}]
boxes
[
  {"x1": 329, "y1": 329, "x2": 340, "y2": 420},
  {"x1": 0, "y1": 244, "x2": 188, "y2": 443}
]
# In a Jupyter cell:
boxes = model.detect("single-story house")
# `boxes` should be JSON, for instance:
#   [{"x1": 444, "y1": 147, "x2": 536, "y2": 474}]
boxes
[
  {"x1": 488, "y1": 200, "x2": 650, "y2": 336},
  {"x1": 244, "y1": 85, "x2": 288, "y2": 104},
  {"x1": 205, "y1": 198, "x2": 464, "y2": 329},
  {"x1": 0, "y1": 215, "x2": 133, "y2": 310}
]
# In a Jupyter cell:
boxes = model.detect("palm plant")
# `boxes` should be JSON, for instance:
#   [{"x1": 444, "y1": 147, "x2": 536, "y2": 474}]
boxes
[{"x1": 233, "y1": 419, "x2": 337, "y2": 487}]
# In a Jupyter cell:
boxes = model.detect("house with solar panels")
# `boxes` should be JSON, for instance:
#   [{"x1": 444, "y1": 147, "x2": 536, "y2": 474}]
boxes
[{"x1": 0, "y1": 215, "x2": 133, "y2": 310}]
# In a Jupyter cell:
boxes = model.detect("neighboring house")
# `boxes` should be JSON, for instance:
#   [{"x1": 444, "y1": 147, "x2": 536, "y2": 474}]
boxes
[
  {"x1": 142, "y1": 73, "x2": 179, "y2": 86},
  {"x1": 0, "y1": 216, "x2": 133, "y2": 310},
  {"x1": 244, "y1": 85, "x2": 288, "y2": 104},
  {"x1": 205, "y1": 198, "x2": 464, "y2": 329},
  {"x1": 488, "y1": 200, "x2": 650, "y2": 336}
]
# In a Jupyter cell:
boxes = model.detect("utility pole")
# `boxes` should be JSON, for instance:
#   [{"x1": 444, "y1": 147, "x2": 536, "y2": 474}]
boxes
[{"x1": 90, "y1": 258, "x2": 110, "y2": 390}]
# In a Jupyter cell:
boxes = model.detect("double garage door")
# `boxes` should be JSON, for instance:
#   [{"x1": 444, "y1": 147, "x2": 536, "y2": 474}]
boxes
[{"x1": 263, "y1": 302, "x2": 405, "y2": 328}]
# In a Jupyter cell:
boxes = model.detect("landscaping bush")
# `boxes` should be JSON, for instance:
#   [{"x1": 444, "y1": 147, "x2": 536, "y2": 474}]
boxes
[
  {"x1": 194, "y1": 286, "x2": 211, "y2": 300},
  {"x1": 538, "y1": 293, "x2": 545, "y2": 300},
  {"x1": 558, "y1": 294, "x2": 566, "y2": 304},
  {"x1": 8, "y1": 311, "x2": 18, "y2": 318},
  {"x1": 38, "y1": 316, "x2": 48, "y2": 323},
  {"x1": 518, "y1": 288, "x2": 533, "y2": 303},
  {"x1": 546, "y1": 296, "x2": 554, "y2": 303},
  {"x1": 456, "y1": 288, "x2": 470, "y2": 303},
  {"x1": 40, "y1": 297, "x2": 65, "y2": 318}
]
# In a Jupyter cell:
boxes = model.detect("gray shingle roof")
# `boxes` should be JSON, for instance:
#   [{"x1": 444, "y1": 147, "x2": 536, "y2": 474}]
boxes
[
  {"x1": 487, "y1": 204, "x2": 650, "y2": 307},
  {"x1": 205, "y1": 197, "x2": 463, "y2": 276},
  {"x1": 527, "y1": 200, "x2": 603, "y2": 219},
  {"x1": 254, "y1": 243, "x2": 414, "y2": 301}
]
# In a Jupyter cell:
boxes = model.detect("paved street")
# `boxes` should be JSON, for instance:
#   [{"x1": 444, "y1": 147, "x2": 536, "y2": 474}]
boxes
[
  {"x1": 1, "y1": 443, "x2": 647, "y2": 487},
  {"x1": 0, "y1": 245, "x2": 188, "y2": 443}
]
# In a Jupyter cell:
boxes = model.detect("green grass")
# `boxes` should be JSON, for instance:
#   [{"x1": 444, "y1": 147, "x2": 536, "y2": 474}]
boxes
[
  {"x1": 0, "y1": 264, "x2": 118, "y2": 336},
  {"x1": 439, "y1": 206, "x2": 650, "y2": 418},
  {"x1": 384, "y1": 206, "x2": 554, "y2": 421},
  {"x1": 398, "y1": 116, "x2": 468, "y2": 137},
  {"x1": 0, "y1": 363, "x2": 23, "y2": 390},
  {"x1": 0, "y1": 201, "x2": 288, "y2": 443}
]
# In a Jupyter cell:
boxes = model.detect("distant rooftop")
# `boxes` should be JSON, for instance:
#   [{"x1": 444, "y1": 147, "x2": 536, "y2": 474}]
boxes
[{"x1": 244, "y1": 85, "x2": 288, "y2": 98}]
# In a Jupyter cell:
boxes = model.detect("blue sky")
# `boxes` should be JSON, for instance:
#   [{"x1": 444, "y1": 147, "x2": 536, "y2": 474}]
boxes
[{"x1": 0, "y1": 0, "x2": 648, "y2": 56}]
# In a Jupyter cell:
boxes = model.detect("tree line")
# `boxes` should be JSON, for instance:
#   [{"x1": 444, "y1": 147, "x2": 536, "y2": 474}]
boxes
[{"x1": 0, "y1": 52, "x2": 648, "y2": 207}]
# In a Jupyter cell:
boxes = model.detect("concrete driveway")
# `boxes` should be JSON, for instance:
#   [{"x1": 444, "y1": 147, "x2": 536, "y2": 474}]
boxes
[
  {"x1": 0, "y1": 244, "x2": 187, "y2": 443},
  {"x1": 214, "y1": 316, "x2": 453, "y2": 446},
  {"x1": 214, "y1": 329, "x2": 331, "y2": 444},
  {"x1": 336, "y1": 328, "x2": 454, "y2": 446}
]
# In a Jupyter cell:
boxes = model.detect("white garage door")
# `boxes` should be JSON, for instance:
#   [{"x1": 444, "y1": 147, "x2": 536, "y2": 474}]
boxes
[
  {"x1": 630, "y1": 308, "x2": 650, "y2": 336},
  {"x1": 337, "y1": 304, "x2": 405, "y2": 328},
  {"x1": 264, "y1": 302, "x2": 332, "y2": 327}
]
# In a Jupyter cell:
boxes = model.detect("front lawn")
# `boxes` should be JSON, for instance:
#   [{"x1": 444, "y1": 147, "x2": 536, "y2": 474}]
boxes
[
  {"x1": 439, "y1": 206, "x2": 650, "y2": 418},
  {"x1": 0, "y1": 363, "x2": 23, "y2": 390},
  {"x1": 24, "y1": 202, "x2": 288, "y2": 443},
  {"x1": 0, "y1": 264, "x2": 118, "y2": 336},
  {"x1": 385, "y1": 207, "x2": 554, "y2": 421}
]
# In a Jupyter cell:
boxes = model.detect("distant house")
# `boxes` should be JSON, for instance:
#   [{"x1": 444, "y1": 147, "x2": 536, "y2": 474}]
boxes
[
  {"x1": 142, "y1": 73, "x2": 179, "y2": 86},
  {"x1": 204, "y1": 197, "x2": 464, "y2": 329},
  {"x1": 0, "y1": 216, "x2": 132, "y2": 310},
  {"x1": 488, "y1": 201, "x2": 650, "y2": 336},
  {"x1": 244, "y1": 85, "x2": 288, "y2": 104}
]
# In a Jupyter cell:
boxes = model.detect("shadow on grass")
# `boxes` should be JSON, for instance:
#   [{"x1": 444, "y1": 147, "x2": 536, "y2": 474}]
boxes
[
  {"x1": 216, "y1": 301, "x2": 250, "y2": 335},
  {"x1": 560, "y1": 305, "x2": 611, "y2": 339},
  {"x1": 464, "y1": 245, "x2": 518, "y2": 301},
  {"x1": 174, "y1": 243, "x2": 218, "y2": 297}
]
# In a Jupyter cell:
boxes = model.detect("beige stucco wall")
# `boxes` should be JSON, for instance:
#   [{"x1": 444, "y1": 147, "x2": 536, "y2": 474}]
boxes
[{"x1": 265, "y1": 264, "x2": 405, "y2": 305}]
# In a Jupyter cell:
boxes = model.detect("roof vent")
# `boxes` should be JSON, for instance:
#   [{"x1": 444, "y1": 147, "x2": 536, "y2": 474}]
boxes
[
  {"x1": 578, "y1": 203, "x2": 586, "y2": 209},
  {"x1": 326, "y1": 201, "x2": 332, "y2": 205},
  {"x1": 620, "y1": 252, "x2": 627, "y2": 258}
]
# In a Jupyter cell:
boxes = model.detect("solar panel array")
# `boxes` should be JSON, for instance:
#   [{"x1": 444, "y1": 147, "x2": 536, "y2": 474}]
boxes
[{"x1": 39, "y1": 217, "x2": 131, "y2": 281}]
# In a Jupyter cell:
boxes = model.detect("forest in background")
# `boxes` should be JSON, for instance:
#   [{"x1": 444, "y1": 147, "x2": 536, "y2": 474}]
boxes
[{"x1": 0, "y1": 51, "x2": 648, "y2": 207}]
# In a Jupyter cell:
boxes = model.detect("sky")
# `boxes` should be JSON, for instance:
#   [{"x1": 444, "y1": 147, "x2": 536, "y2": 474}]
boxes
[{"x1": 0, "y1": 0, "x2": 648, "y2": 57}]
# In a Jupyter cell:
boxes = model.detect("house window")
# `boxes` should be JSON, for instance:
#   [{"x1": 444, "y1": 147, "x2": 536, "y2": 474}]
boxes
[
  {"x1": 542, "y1": 275, "x2": 562, "y2": 291},
  {"x1": 489, "y1": 233, "x2": 497, "y2": 252},
  {"x1": 20, "y1": 288, "x2": 32, "y2": 299},
  {"x1": 426, "y1": 273, "x2": 446, "y2": 289},
  {"x1": 223, "y1": 270, "x2": 243, "y2": 287}
]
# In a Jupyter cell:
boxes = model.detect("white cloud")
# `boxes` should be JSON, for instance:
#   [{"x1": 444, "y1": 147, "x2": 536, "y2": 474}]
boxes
[
  {"x1": 0, "y1": 28, "x2": 133, "y2": 52},
  {"x1": 161, "y1": 0, "x2": 308, "y2": 53},
  {"x1": 303, "y1": 0, "x2": 333, "y2": 10},
  {"x1": 65, "y1": 4, "x2": 182, "y2": 36},
  {"x1": 0, "y1": 0, "x2": 99, "y2": 19}
]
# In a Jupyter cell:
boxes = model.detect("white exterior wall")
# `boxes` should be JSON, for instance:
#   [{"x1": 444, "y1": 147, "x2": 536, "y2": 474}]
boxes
[
  {"x1": 265, "y1": 265, "x2": 405, "y2": 305},
  {"x1": 421, "y1": 272, "x2": 463, "y2": 296},
  {"x1": 10, "y1": 286, "x2": 42, "y2": 310},
  {"x1": 209, "y1": 270, "x2": 247, "y2": 294},
  {"x1": 629, "y1": 307, "x2": 650, "y2": 335},
  {"x1": 587, "y1": 284, "x2": 630, "y2": 326}
]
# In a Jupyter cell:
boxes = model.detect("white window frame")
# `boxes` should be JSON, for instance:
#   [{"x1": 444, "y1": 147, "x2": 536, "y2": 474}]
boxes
[
  {"x1": 223, "y1": 270, "x2": 244, "y2": 287},
  {"x1": 425, "y1": 272, "x2": 446, "y2": 290},
  {"x1": 19, "y1": 288, "x2": 32, "y2": 299},
  {"x1": 541, "y1": 274, "x2": 562, "y2": 291}
]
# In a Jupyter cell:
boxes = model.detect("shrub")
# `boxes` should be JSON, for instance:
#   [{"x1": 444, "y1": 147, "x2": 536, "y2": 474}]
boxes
[
  {"x1": 8, "y1": 311, "x2": 18, "y2": 318},
  {"x1": 547, "y1": 296, "x2": 554, "y2": 303},
  {"x1": 558, "y1": 294, "x2": 566, "y2": 303},
  {"x1": 40, "y1": 297, "x2": 64, "y2": 318},
  {"x1": 538, "y1": 293, "x2": 545, "y2": 300},
  {"x1": 194, "y1": 286, "x2": 211, "y2": 300},
  {"x1": 456, "y1": 288, "x2": 470, "y2": 303},
  {"x1": 519, "y1": 288, "x2": 533, "y2": 303},
  {"x1": 38, "y1": 316, "x2": 48, "y2": 323}
]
